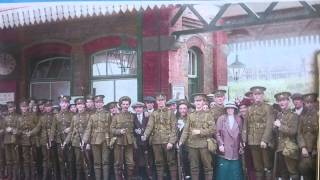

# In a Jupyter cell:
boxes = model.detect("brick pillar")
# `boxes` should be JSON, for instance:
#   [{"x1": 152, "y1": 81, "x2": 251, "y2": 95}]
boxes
[
  {"x1": 212, "y1": 31, "x2": 228, "y2": 89},
  {"x1": 71, "y1": 43, "x2": 87, "y2": 96}
]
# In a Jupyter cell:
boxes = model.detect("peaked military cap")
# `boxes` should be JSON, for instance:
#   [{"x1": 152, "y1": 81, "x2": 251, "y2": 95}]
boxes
[
  {"x1": 143, "y1": 96, "x2": 156, "y2": 103},
  {"x1": 105, "y1": 101, "x2": 118, "y2": 110},
  {"x1": 274, "y1": 92, "x2": 291, "y2": 101},
  {"x1": 58, "y1": 95, "x2": 71, "y2": 102},
  {"x1": 291, "y1": 93, "x2": 303, "y2": 101},
  {"x1": 177, "y1": 99, "x2": 189, "y2": 107},
  {"x1": 192, "y1": 93, "x2": 207, "y2": 101},
  {"x1": 119, "y1": 96, "x2": 131, "y2": 104},
  {"x1": 37, "y1": 99, "x2": 47, "y2": 105},
  {"x1": 213, "y1": 90, "x2": 226, "y2": 97},
  {"x1": 94, "y1": 95, "x2": 105, "y2": 102},
  {"x1": 250, "y1": 86, "x2": 266, "y2": 94},
  {"x1": 85, "y1": 94, "x2": 95, "y2": 101},
  {"x1": 6, "y1": 101, "x2": 15, "y2": 108},
  {"x1": 155, "y1": 93, "x2": 166, "y2": 100},
  {"x1": 74, "y1": 97, "x2": 85, "y2": 105},
  {"x1": 166, "y1": 99, "x2": 177, "y2": 106},
  {"x1": 44, "y1": 100, "x2": 53, "y2": 107},
  {"x1": 19, "y1": 99, "x2": 29, "y2": 107},
  {"x1": 132, "y1": 102, "x2": 145, "y2": 108},
  {"x1": 302, "y1": 93, "x2": 318, "y2": 102}
]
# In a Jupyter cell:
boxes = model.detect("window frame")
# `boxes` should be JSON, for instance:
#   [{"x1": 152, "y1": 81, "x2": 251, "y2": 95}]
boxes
[
  {"x1": 188, "y1": 48, "x2": 198, "y2": 78},
  {"x1": 90, "y1": 48, "x2": 138, "y2": 79}
]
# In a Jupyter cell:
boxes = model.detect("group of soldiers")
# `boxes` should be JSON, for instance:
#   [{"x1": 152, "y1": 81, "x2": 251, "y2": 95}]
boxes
[{"x1": 0, "y1": 85, "x2": 318, "y2": 180}]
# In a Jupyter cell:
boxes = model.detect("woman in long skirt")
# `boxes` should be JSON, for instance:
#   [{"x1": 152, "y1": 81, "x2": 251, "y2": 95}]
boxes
[{"x1": 216, "y1": 101, "x2": 244, "y2": 180}]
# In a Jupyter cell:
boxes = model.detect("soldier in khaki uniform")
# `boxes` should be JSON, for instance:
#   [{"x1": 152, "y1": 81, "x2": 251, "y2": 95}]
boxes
[
  {"x1": 243, "y1": 86, "x2": 274, "y2": 180},
  {"x1": 297, "y1": 93, "x2": 318, "y2": 180},
  {"x1": 2, "y1": 101, "x2": 19, "y2": 180},
  {"x1": 210, "y1": 90, "x2": 226, "y2": 123},
  {"x1": 179, "y1": 93, "x2": 215, "y2": 180},
  {"x1": 83, "y1": 95, "x2": 112, "y2": 180},
  {"x1": 142, "y1": 93, "x2": 177, "y2": 180},
  {"x1": 29, "y1": 100, "x2": 56, "y2": 180},
  {"x1": 110, "y1": 96, "x2": 135, "y2": 180},
  {"x1": 273, "y1": 92, "x2": 299, "y2": 180},
  {"x1": 50, "y1": 96, "x2": 73, "y2": 180},
  {"x1": 64, "y1": 97, "x2": 90, "y2": 180},
  {"x1": 17, "y1": 100, "x2": 38, "y2": 180},
  {"x1": 86, "y1": 95, "x2": 96, "y2": 115},
  {"x1": 0, "y1": 106, "x2": 5, "y2": 178}
]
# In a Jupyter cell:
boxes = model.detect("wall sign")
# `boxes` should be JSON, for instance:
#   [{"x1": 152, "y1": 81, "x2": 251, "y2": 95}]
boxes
[
  {"x1": 0, "y1": 92, "x2": 15, "y2": 104},
  {"x1": 172, "y1": 85, "x2": 185, "y2": 100}
]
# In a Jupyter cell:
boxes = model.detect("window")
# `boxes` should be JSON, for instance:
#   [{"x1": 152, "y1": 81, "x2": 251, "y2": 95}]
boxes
[
  {"x1": 30, "y1": 57, "x2": 71, "y2": 103},
  {"x1": 188, "y1": 49, "x2": 197, "y2": 78},
  {"x1": 91, "y1": 49, "x2": 138, "y2": 102}
]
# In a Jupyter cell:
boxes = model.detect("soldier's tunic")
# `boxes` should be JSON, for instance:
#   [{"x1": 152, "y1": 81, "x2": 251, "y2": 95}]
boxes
[
  {"x1": 0, "y1": 115, "x2": 4, "y2": 178},
  {"x1": 297, "y1": 108, "x2": 318, "y2": 180},
  {"x1": 17, "y1": 112, "x2": 38, "y2": 180},
  {"x1": 110, "y1": 111, "x2": 135, "y2": 180},
  {"x1": 274, "y1": 109, "x2": 299, "y2": 179},
  {"x1": 64, "y1": 111, "x2": 90, "y2": 180},
  {"x1": 83, "y1": 109, "x2": 112, "y2": 180},
  {"x1": 210, "y1": 105, "x2": 224, "y2": 123},
  {"x1": 2, "y1": 112, "x2": 19, "y2": 179},
  {"x1": 29, "y1": 112, "x2": 55, "y2": 180},
  {"x1": 243, "y1": 102, "x2": 274, "y2": 179},
  {"x1": 50, "y1": 110, "x2": 73, "y2": 180},
  {"x1": 144, "y1": 107, "x2": 177, "y2": 180},
  {"x1": 180, "y1": 110, "x2": 215, "y2": 180}
]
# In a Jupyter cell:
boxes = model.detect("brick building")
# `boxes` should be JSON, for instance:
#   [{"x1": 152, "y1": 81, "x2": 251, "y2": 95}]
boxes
[
  {"x1": 0, "y1": 1, "x2": 319, "y2": 104},
  {"x1": 0, "y1": 3, "x2": 229, "y2": 104}
]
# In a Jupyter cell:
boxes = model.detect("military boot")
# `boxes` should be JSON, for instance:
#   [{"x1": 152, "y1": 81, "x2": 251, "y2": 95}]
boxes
[
  {"x1": 42, "y1": 167, "x2": 48, "y2": 180},
  {"x1": 114, "y1": 167, "x2": 124, "y2": 180},
  {"x1": 264, "y1": 169, "x2": 272, "y2": 180},
  {"x1": 102, "y1": 165, "x2": 109, "y2": 180},
  {"x1": 190, "y1": 170, "x2": 199, "y2": 180},
  {"x1": 76, "y1": 169, "x2": 82, "y2": 180},
  {"x1": 255, "y1": 172, "x2": 264, "y2": 180},
  {"x1": 205, "y1": 172, "x2": 213, "y2": 180},
  {"x1": 169, "y1": 168, "x2": 177, "y2": 180},
  {"x1": 127, "y1": 168, "x2": 135, "y2": 180},
  {"x1": 94, "y1": 167, "x2": 101, "y2": 180},
  {"x1": 290, "y1": 174, "x2": 300, "y2": 180},
  {"x1": 156, "y1": 166, "x2": 164, "y2": 180},
  {"x1": 24, "y1": 166, "x2": 31, "y2": 180}
]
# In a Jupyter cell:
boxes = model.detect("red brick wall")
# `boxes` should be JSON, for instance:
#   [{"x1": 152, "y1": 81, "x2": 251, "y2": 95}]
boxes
[
  {"x1": 142, "y1": 8, "x2": 173, "y2": 97},
  {"x1": 213, "y1": 31, "x2": 228, "y2": 88}
]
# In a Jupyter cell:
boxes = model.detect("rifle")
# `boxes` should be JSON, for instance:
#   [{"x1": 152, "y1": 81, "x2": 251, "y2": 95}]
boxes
[
  {"x1": 76, "y1": 124, "x2": 90, "y2": 178},
  {"x1": 59, "y1": 132, "x2": 69, "y2": 179},
  {"x1": 45, "y1": 116, "x2": 55, "y2": 179},
  {"x1": 177, "y1": 146, "x2": 185, "y2": 180},
  {"x1": 272, "y1": 112, "x2": 282, "y2": 180},
  {"x1": 142, "y1": 143, "x2": 152, "y2": 179}
]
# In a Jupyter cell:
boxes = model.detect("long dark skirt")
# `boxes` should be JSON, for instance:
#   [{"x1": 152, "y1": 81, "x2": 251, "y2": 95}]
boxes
[{"x1": 216, "y1": 156, "x2": 244, "y2": 180}]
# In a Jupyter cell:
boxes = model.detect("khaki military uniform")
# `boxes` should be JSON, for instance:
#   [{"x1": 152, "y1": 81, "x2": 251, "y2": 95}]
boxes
[
  {"x1": 50, "y1": 110, "x2": 73, "y2": 180},
  {"x1": 274, "y1": 110, "x2": 299, "y2": 180},
  {"x1": 83, "y1": 110, "x2": 112, "y2": 180},
  {"x1": 110, "y1": 111, "x2": 135, "y2": 180},
  {"x1": 30, "y1": 112, "x2": 55, "y2": 180},
  {"x1": 179, "y1": 110, "x2": 215, "y2": 180},
  {"x1": 144, "y1": 107, "x2": 177, "y2": 180},
  {"x1": 2, "y1": 112, "x2": 19, "y2": 180},
  {"x1": 210, "y1": 105, "x2": 224, "y2": 123},
  {"x1": 243, "y1": 102, "x2": 274, "y2": 179},
  {"x1": 64, "y1": 111, "x2": 90, "y2": 180},
  {"x1": 297, "y1": 108, "x2": 318, "y2": 180},
  {"x1": 17, "y1": 112, "x2": 38, "y2": 180},
  {"x1": 0, "y1": 114, "x2": 5, "y2": 178}
]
